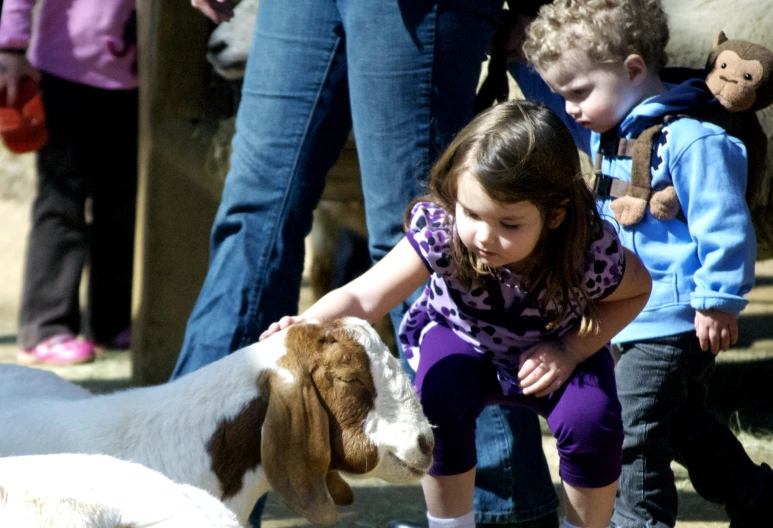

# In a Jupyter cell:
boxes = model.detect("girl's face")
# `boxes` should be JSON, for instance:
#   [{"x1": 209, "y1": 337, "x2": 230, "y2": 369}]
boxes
[{"x1": 455, "y1": 172, "x2": 550, "y2": 271}]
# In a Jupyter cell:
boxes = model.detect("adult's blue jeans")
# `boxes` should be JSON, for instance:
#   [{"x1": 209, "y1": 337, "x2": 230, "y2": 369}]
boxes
[
  {"x1": 171, "y1": 0, "x2": 557, "y2": 525},
  {"x1": 613, "y1": 332, "x2": 772, "y2": 528}
]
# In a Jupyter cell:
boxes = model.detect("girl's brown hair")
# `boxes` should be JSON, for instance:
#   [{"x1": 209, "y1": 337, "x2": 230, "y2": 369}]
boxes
[{"x1": 406, "y1": 100, "x2": 604, "y2": 333}]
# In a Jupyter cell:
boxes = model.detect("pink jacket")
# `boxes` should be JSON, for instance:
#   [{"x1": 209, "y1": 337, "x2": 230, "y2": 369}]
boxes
[{"x1": 0, "y1": 0, "x2": 137, "y2": 89}]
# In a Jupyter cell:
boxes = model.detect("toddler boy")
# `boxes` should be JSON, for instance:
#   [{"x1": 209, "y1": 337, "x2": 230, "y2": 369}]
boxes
[{"x1": 523, "y1": 1, "x2": 772, "y2": 527}]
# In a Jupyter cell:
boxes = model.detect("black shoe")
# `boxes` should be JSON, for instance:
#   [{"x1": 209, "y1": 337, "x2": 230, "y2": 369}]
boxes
[
  {"x1": 728, "y1": 462, "x2": 773, "y2": 528},
  {"x1": 386, "y1": 521, "x2": 425, "y2": 528}
]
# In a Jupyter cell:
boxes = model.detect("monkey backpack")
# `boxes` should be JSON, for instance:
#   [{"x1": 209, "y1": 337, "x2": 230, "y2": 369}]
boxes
[{"x1": 591, "y1": 31, "x2": 773, "y2": 257}]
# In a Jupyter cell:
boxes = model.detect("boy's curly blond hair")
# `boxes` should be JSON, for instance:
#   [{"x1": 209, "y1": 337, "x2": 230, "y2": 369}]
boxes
[{"x1": 523, "y1": 0, "x2": 670, "y2": 73}]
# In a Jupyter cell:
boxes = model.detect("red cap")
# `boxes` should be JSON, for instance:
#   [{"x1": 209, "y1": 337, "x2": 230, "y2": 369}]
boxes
[{"x1": 0, "y1": 76, "x2": 48, "y2": 154}]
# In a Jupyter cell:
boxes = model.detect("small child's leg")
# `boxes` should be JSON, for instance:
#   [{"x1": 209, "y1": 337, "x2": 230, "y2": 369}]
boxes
[
  {"x1": 422, "y1": 468, "x2": 476, "y2": 520},
  {"x1": 413, "y1": 325, "x2": 498, "y2": 527},
  {"x1": 427, "y1": 509, "x2": 476, "y2": 528},
  {"x1": 541, "y1": 350, "x2": 622, "y2": 528},
  {"x1": 561, "y1": 480, "x2": 616, "y2": 528}
]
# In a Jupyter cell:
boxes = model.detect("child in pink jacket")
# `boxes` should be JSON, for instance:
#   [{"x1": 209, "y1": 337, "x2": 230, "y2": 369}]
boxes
[{"x1": 0, "y1": 0, "x2": 138, "y2": 364}]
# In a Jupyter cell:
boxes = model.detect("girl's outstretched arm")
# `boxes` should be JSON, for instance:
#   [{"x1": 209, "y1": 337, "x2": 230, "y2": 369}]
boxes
[
  {"x1": 519, "y1": 247, "x2": 651, "y2": 396},
  {"x1": 259, "y1": 238, "x2": 430, "y2": 340}
]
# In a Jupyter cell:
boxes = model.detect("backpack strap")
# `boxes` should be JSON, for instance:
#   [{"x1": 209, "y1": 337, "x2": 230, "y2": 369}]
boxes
[
  {"x1": 590, "y1": 115, "x2": 686, "y2": 226},
  {"x1": 589, "y1": 154, "x2": 630, "y2": 198},
  {"x1": 588, "y1": 136, "x2": 637, "y2": 197},
  {"x1": 627, "y1": 121, "x2": 667, "y2": 202}
]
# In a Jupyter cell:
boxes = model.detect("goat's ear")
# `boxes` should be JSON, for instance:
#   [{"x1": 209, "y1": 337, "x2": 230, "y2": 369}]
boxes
[
  {"x1": 326, "y1": 471, "x2": 354, "y2": 506},
  {"x1": 262, "y1": 372, "x2": 338, "y2": 525}
]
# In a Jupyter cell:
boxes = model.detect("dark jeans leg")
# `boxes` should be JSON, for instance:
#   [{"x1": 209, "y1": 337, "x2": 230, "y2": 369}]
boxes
[
  {"x1": 84, "y1": 88, "x2": 138, "y2": 344},
  {"x1": 19, "y1": 74, "x2": 138, "y2": 348},
  {"x1": 669, "y1": 336, "x2": 772, "y2": 524},
  {"x1": 474, "y1": 405, "x2": 559, "y2": 524},
  {"x1": 613, "y1": 334, "x2": 690, "y2": 528},
  {"x1": 18, "y1": 74, "x2": 90, "y2": 348},
  {"x1": 613, "y1": 332, "x2": 770, "y2": 528}
]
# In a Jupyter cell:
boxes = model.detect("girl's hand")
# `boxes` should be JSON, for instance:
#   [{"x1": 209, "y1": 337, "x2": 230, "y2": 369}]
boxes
[
  {"x1": 190, "y1": 0, "x2": 234, "y2": 23},
  {"x1": 695, "y1": 309, "x2": 738, "y2": 355},
  {"x1": 0, "y1": 52, "x2": 38, "y2": 107},
  {"x1": 259, "y1": 315, "x2": 305, "y2": 341},
  {"x1": 517, "y1": 341, "x2": 579, "y2": 398}
]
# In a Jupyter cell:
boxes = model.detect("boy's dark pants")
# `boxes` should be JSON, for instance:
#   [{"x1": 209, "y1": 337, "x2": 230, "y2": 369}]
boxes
[
  {"x1": 18, "y1": 73, "x2": 138, "y2": 348},
  {"x1": 612, "y1": 331, "x2": 772, "y2": 528}
]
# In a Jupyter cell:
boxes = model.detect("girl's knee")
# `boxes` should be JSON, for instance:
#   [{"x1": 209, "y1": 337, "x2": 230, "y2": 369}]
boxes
[
  {"x1": 418, "y1": 368, "x2": 486, "y2": 426},
  {"x1": 550, "y1": 387, "x2": 623, "y2": 488}
]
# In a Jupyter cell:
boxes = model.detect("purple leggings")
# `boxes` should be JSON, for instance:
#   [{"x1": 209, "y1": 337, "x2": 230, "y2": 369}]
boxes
[{"x1": 413, "y1": 324, "x2": 623, "y2": 489}]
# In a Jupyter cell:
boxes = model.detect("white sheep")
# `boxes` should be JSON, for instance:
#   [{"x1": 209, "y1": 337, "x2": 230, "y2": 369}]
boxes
[
  {"x1": 206, "y1": 0, "x2": 260, "y2": 80},
  {"x1": 0, "y1": 317, "x2": 434, "y2": 526},
  {"x1": 0, "y1": 453, "x2": 243, "y2": 528}
]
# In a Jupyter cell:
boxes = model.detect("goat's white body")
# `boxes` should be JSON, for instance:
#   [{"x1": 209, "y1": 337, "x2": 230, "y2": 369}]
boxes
[
  {"x1": 0, "y1": 340, "x2": 285, "y2": 523},
  {"x1": 0, "y1": 318, "x2": 432, "y2": 525},
  {"x1": 0, "y1": 454, "x2": 243, "y2": 528}
]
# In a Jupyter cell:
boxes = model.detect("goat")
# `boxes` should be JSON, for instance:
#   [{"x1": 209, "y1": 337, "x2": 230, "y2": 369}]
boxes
[
  {"x1": 0, "y1": 317, "x2": 434, "y2": 526},
  {"x1": 0, "y1": 453, "x2": 242, "y2": 528}
]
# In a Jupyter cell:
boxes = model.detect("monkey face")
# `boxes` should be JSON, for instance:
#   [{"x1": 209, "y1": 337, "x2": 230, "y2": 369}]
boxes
[{"x1": 706, "y1": 49, "x2": 763, "y2": 112}]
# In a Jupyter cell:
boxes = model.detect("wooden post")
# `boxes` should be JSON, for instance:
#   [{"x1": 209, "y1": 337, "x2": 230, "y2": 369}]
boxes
[{"x1": 133, "y1": 0, "x2": 220, "y2": 385}]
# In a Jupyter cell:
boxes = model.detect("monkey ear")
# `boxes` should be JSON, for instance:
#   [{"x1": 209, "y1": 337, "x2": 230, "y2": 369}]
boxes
[{"x1": 714, "y1": 30, "x2": 728, "y2": 48}]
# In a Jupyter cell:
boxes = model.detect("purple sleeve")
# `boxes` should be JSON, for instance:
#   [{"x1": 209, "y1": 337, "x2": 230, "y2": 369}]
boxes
[
  {"x1": 404, "y1": 201, "x2": 455, "y2": 277},
  {"x1": 585, "y1": 220, "x2": 626, "y2": 301},
  {"x1": 0, "y1": 0, "x2": 35, "y2": 49}
]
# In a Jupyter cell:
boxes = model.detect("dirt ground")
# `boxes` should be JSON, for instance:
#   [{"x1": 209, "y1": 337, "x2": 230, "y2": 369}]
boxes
[{"x1": 2, "y1": 149, "x2": 773, "y2": 527}]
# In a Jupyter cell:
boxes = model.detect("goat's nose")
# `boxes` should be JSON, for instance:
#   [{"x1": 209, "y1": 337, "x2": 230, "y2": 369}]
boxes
[
  {"x1": 208, "y1": 40, "x2": 228, "y2": 55},
  {"x1": 418, "y1": 432, "x2": 435, "y2": 457}
]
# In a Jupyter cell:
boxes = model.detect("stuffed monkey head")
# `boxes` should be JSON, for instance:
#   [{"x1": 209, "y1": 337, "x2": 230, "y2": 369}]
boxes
[{"x1": 705, "y1": 31, "x2": 773, "y2": 112}]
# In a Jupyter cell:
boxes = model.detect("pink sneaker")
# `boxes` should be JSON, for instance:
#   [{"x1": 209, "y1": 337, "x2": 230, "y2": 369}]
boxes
[{"x1": 17, "y1": 334, "x2": 96, "y2": 365}]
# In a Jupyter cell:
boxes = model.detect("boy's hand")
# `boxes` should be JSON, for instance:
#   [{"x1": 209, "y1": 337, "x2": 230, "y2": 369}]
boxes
[
  {"x1": 695, "y1": 309, "x2": 738, "y2": 354},
  {"x1": 0, "y1": 52, "x2": 38, "y2": 107},
  {"x1": 190, "y1": 0, "x2": 234, "y2": 24},
  {"x1": 518, "y1": 341, "x2": 579, "y2": 398},
  {"x1": 258, "y1": 315, "x2": 305, "y2": 341}
]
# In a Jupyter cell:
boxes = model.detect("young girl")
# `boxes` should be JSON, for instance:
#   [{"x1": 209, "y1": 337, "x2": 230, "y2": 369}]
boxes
[
  {"x1": 0, "y1": 0, "x2": 137, "y2": 364},
  {"x1": 260, "y1": 100, "x2": 652, "y2": 528}
]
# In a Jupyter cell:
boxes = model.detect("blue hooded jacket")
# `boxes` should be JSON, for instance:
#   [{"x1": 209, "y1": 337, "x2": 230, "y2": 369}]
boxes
[{"x1": 512, "y1": 67, "x2": 756, "y2": 343}]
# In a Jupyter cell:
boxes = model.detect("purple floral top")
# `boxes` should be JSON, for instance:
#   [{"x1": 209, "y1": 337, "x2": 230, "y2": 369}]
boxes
[{"x1": 398, "y1": 201, "x2": 625, "y2": 395}]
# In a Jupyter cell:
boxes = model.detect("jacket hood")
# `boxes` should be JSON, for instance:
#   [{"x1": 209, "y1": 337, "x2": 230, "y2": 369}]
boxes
[{"x1": 618, "y1": 79, "x2": 723, "y2": 137}]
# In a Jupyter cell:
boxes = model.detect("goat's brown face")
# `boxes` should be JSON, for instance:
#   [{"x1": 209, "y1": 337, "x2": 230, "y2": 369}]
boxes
[
  {"x1": 285, "y1": 320, "x2": 380, "y2": 474},
  {"x1": 261, "y1": 318, "x2": 432, "y2": 525}
]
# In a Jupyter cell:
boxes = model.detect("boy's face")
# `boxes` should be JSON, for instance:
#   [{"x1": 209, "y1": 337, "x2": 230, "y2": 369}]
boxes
[{"x1": 539, "y1": 51, "x2": 643, "y2": 134}]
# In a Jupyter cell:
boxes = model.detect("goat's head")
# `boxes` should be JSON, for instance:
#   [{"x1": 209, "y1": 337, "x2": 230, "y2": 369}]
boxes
[
  {"x1": 206, "y1": 0, "x2": 259, "y2": 80},
  {"x1": 261, "y1": 317, "x2": 433, "y2": 525}
]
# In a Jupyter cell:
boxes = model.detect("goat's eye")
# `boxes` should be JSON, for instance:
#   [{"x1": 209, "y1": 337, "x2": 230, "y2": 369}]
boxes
[
  {"x1": 720, "y1": 63, "x2": 727, "y2": 69},
  {"x1": 744, "y1": 73, "x2": 753, "y2": 81},
  {"x1": 335, "y1": 376, "x2": 363, "y2": 385}
]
